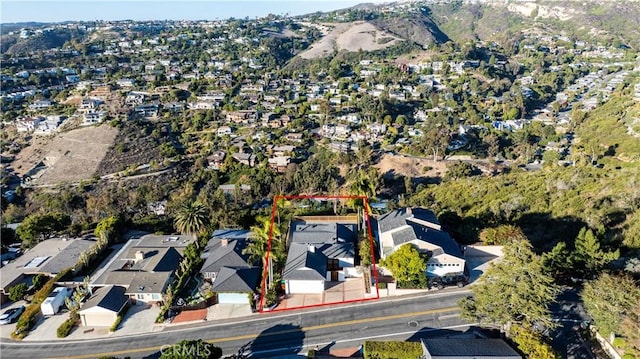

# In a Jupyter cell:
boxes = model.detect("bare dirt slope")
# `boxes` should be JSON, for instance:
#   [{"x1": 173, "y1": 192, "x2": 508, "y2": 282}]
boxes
[
  {"x1": 12, "y1": 125, "x2": 118, "y2": 185},
  {"x1": 299, "y1": 21, "x2": 402, "y2": 59},
  {"x1": 375, "y1": 153, "x2": 448, "y2": 178}
]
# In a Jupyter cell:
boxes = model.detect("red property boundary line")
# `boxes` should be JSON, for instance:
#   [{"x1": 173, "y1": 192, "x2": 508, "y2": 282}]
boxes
[{"x1": 258, "y1": 195, "x2": 380, "y2": 313}]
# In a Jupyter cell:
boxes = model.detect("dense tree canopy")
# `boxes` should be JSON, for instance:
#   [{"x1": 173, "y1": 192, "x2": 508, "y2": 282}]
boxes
[
  {"x1": 581, "y1": 273, "x2": 640, "y2": 339},
  {"x1": 16, "y1": 212, "x2": 71, "y2": 248},
  {"x1": 380, "y1": 244, "x2": 428, "y2": 288},
  {"x1": 460, "y1": 238, "x2": 559, "y2": 329}
]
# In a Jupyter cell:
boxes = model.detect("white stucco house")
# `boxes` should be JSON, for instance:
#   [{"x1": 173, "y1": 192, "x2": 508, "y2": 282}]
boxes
[
  {"x1": 377, "y1": 208, "x2": 465, "y2": 278},
  {"x1": 283, "y1": 219, "x2": 356, "y2": 294}
]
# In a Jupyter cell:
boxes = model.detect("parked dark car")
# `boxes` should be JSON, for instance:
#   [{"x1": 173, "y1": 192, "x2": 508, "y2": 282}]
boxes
[
  {"x1": 428, "y1": 274, "x2": 468, "y2": 290},
  {"x1": 0, "y1": 305, "x2": 25, "y2": 325}
]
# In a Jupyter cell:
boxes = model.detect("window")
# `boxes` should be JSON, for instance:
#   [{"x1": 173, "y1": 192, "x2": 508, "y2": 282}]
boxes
[
  {"x1": 137, "y1": 294, "x2": 144, "y2": 300},
  {"x1": 152, "y1": 294, "x2": 161, "y2": 300}
]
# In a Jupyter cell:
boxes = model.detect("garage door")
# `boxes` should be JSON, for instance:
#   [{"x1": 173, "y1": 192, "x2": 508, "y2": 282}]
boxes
[
  {"x1": 81, "y1": 312, "x2": 116, "y2": 327},
  {"x1": 287, "y1": 280, "x2": 324, "y2": 294},
  {"x1": 218, "y1": 293, "x2": 249, "y2": 304}
]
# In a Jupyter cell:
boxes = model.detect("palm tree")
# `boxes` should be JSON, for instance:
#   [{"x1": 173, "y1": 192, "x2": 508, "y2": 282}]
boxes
[
  {"x1": 243, "y1": 215, "x2": 282, "y2": 288},
  {"x1": 174, "y1": 201, "x2": 210, "y2": 239},
  {"x1": 348, "y1": 169, "x2": 377, "y2": 212}
]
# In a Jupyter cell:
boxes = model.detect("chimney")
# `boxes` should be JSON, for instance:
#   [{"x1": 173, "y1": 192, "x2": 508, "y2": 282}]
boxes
[
  {"x1": 308, "y1": 244, "x2": 315, "y2": 253},
  {"x1": 407, "y1": 207, "x2": 412, "y2": 215},
  {"x1": 135, "y1": 250, "x2": 145, "y2": 261},
  {"x1": 221, "y1": 238, "x2": 229, "y2": 247}
]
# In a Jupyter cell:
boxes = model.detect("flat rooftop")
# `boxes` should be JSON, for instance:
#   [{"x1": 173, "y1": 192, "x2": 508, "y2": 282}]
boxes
[{"x1": 1, "y1": 238, "x2": 95, "y2": 291}]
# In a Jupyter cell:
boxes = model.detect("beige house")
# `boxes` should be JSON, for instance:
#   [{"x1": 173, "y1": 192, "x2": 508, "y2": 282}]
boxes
[{"x1": 79, "y1": 285, "x2": 128, "y2": 327}]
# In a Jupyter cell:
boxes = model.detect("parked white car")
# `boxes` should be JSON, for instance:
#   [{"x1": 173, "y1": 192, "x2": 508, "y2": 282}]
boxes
[{"x1": 0, "y1": 306, "x2": 25, "y2": 325}]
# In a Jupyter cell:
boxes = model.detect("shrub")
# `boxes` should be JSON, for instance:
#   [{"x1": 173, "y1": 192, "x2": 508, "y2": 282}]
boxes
[
  {"x1": 363, "y1": 341, "x2": 422, "y2": 359},
  {"x1": 8, "y1": 283, "x2": 28, "y2": 301},
  {"x1": 110, "y1": 315, "x2": 122, "y2": 332},
  {"x1": 31, "y1": 274, "x2": 48, "y2": 290},
  {"x1": 264, "y1": 284, "x2": 278, "y2": 307},
  {"x1": 57, "y1": 316, "x2": 77, "y2": 338}
]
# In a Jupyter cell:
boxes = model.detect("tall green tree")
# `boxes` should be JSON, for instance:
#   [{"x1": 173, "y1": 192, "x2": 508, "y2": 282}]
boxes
[
  {"x1": 8, "y1": 283, "x2": 28, "y2": 301},
  {"x1": 94, "y1": 215, "x2": 124, "y2": 244},
  {"x1": 542, "y1": 242, "x2": 572, "y2": 277},
  {"x1": 582, "y1": 273, "x2": 640, "y2": 338},
  {"x1": 379, "y1": 244, "x2": 427, "y2": 288},
  {"x1": 16, "y1": 212, "x2": 71, "y2": 248},
  {"x1": 460, "y1": 239, "x2": 559, "y2": 330},
  {"x1": 174, "y1": 201, "x2": 210, "y2": 239},
  {"x1": 509, "y1": 324, "x2": 558, "y2": 359},
  {"x1": 570, "y1": 228, "x2": 619, "y2": 278}
]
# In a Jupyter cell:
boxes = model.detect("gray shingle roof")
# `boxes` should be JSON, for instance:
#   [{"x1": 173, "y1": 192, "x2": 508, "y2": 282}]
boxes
[
  {"x1": 380, "y1": 208, "x2": 463, "y2": 259},
  {"x1": 39, "y1": 239, "x2": 94, "y2": 274},
  {"x1": 282, "y1": 243, "x2": 327, "y2": 280},
  {"x1": 201, "y1": 240, "x2": 252, "y2": 274},
  {"x1": 318, "y1": 242, "x2": 355, "y2": 259},
  {"x1": 288, "y1": 220, "x2": 355, "y2": 261},
  {"x1": 210, "y1": 267, "x2": 260, "y2": 293},
  {"x1": 289, "y1": 221, "x2": 356, "y2": 245},
  {"x1": 81, "y1": 285, "x2": 128, "y2": 313},
  {"x1": 98, "y1": 247, "x2": 181, "y2": 294},
  {"x1": 378, "y1": 208, "x2": 413, "y2": 233},
  {"x1": 421, "y1": 338, "x2": 522, "y2": 358},
  {"x1": 378, "y1": 207, "x2": 439, "y2": 233},
  {"x1": 200, "y1": 229, "x2": 253, "y2": 275},
  {"x1": 125, "y1": 272, "x2": 171, "y2": 294}
]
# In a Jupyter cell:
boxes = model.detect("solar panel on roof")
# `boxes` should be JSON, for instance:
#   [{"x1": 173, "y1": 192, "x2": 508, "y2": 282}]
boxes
[{"x1": 23, "y1": 256, "x2": 50, "y2": 268}]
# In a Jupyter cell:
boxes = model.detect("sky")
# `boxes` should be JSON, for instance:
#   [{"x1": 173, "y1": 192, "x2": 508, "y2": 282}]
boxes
[{"x1": 0, "y1": 0, "x2": 386, "y2": 23}]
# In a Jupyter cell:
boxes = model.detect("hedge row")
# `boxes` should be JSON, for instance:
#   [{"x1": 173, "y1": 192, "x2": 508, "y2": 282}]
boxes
[
  {"x1": 12, "y1": 268, "x2": 71, "y2": 339},
  {"x1": 57, "y1": 316, "x2": 77, "y2": 338},
  {"x1": 363, "y1": 341, "x2": 422, "y2": 359},
  {"x1": 110, "y1": 315, "x2": 122, "y2": 332}
]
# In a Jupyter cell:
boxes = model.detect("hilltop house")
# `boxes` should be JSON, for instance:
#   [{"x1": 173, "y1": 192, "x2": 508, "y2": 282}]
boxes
[
  {"x1": 376, "y1": 208, "x2": 465, "y2": 278},
  {"x1": 207, "y1": 151, "x2": 226, "y2": 170},
  {"x1": 200, "y1": 229, "x2": 260, "y2": 304},
  {"x1": 282, "y1": 219, "x2": 357, "y2": 294}
]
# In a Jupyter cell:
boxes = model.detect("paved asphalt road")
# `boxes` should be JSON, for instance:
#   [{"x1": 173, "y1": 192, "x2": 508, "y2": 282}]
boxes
[
  {"x1": 1, "y1": 290, "x2": 472, "y2": 359},
  {"x1": 548, "y1": 287, "x2": 594, "y2": 359}
]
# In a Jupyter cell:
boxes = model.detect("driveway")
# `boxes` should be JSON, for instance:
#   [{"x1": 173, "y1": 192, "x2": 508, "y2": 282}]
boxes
[
  {"x1": 23, "y1": 310, "x2": 71, "y2": 341},
  {"x1": 275, "y1": 278, "x2": 367, "y2": 311},
  {"x1": 24, "y1": 305, "x2": 163, "y2": 341}
]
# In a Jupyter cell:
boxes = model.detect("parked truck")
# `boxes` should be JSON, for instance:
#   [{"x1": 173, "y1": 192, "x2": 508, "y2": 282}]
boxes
[{"x1": 41, "y1": 287, "x2": 72, "y2": 316}]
